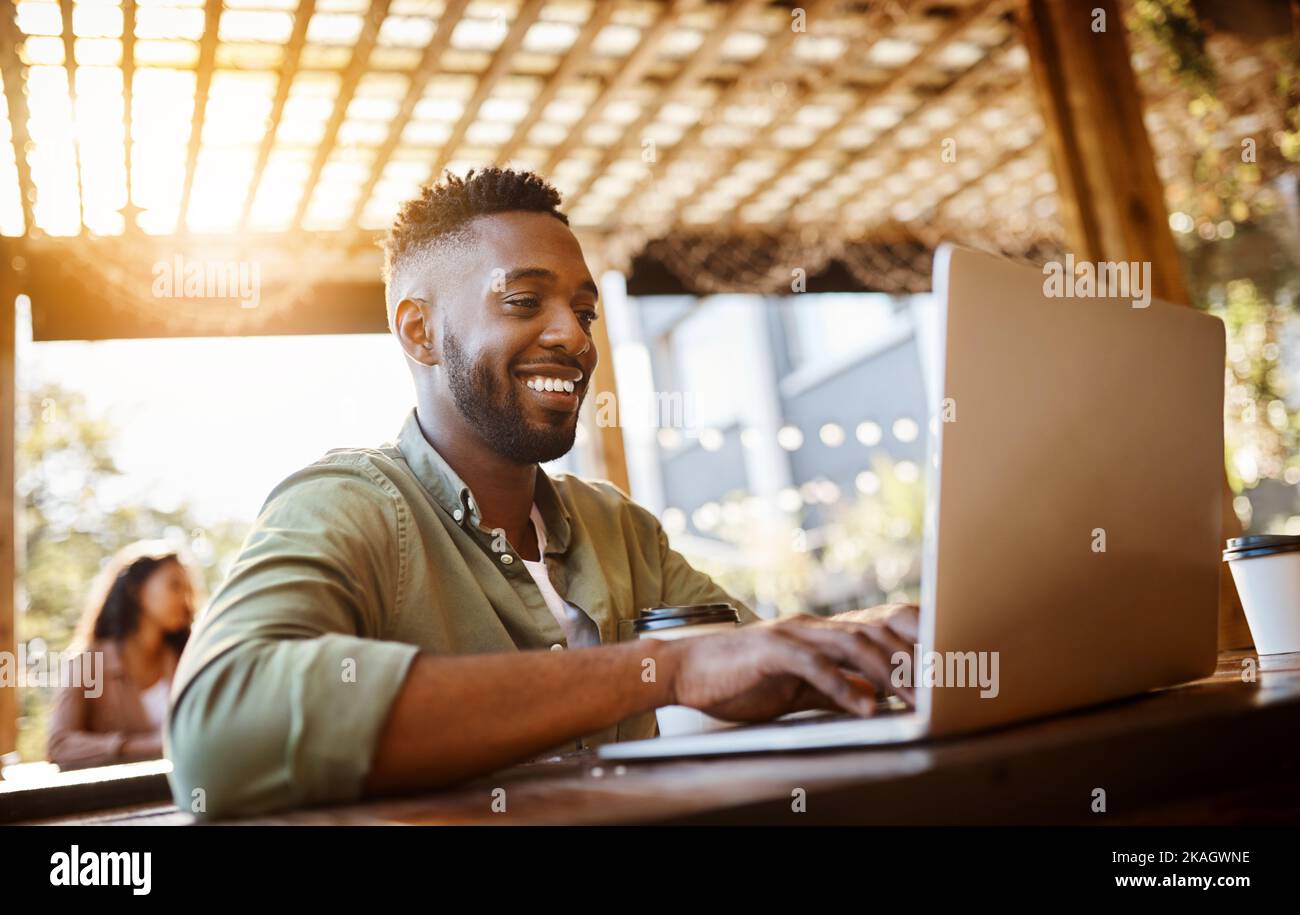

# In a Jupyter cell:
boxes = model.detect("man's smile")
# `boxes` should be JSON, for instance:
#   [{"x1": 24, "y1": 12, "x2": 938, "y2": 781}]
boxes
[{"x1": 513, "y1": 366, "x2": 585, "y2": 413}]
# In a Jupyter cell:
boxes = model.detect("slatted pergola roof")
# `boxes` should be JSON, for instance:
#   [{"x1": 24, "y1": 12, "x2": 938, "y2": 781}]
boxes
[
  {"x1": 0, "y1": 0, "x2": 1038, "y2": 237},
  {"x1": 0, "y1": 0, "x2": 1293, "y2": 333}
]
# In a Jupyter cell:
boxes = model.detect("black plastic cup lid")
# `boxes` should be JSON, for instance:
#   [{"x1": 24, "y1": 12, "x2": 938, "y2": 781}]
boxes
[
  {"x1": 633, "y1": 603, "x2": 740, "y2": 633},
  {"x1": 1223, "y1": 534, "x2": 1300, "y2": 562}
]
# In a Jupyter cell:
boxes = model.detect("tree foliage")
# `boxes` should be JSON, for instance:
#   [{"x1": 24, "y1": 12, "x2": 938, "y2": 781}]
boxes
[{"x1": 14, "y1": 381, "x2": 248, "y2": 761}]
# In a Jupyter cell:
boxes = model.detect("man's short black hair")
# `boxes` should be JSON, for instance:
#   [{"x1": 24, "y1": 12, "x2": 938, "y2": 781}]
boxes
[{"x1": 382, "y1": 167, "x2": 570, "y2": 285}]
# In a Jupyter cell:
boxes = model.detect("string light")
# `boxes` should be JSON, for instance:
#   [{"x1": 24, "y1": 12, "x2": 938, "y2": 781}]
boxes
[
  {"x1": 856, "y1": 421, "x2": 882, "y2": 446},
  {"x1": 776, "y1": 424, "x2": 803, "y2": 451},
  {"x1": 892, "y1": 417, "x2": 919, "y2": 443},
  {"x1": 818, "y1": 422, "x2": 845, "y2": 447},
  {"x1": 698, "y1": 428, "x2": 724, "y2": 451}
]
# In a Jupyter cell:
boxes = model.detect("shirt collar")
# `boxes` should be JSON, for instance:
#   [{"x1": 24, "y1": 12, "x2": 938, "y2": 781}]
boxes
[{"x1": 396, "y1": 408, "x2": 573, "y2": 554}]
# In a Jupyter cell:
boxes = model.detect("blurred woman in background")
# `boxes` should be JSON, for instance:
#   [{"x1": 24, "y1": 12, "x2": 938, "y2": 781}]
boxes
[{"x1": 47, "y1": 540, "x2": 196, "y2": 770}]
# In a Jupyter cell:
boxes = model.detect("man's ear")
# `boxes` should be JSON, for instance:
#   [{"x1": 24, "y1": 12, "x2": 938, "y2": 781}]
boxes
[{"x1": 393, "y1": 297, "x2": 440, "y2": 366}]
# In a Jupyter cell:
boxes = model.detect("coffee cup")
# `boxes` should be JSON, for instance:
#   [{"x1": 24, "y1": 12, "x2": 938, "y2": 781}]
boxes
[
  {"x1": 634, "y1": 603, "x2": 741, "y2": 737},
  {"x1": 1223, "y1": 534, "x2": 1300, "y2": 655}
]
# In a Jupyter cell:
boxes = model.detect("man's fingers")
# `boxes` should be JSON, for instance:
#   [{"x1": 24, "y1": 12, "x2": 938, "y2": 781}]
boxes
[
  {"x1": 773, "y1": 638, "x2": 877, "y2": 716},
  {"x1": 870, "y1": 623, "x2": 915, "y2": 679},
  {"x1": 789, "y1": 672, "x2": 877, "y2": 713},
  {"x1": 886, "y1": 604, "x2": 921, "y2": 643},
  {"x1": 778, "y1": 623, "x2": 912, "y2": 706}
]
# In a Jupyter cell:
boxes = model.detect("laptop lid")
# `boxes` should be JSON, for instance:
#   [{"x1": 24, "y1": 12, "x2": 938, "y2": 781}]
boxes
[{"x1": 917, "y1": 244, "x2": 1225, "y2": 736}]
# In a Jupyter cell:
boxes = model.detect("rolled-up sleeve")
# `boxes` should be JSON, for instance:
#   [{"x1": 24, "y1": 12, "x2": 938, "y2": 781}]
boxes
[
  {"x1": 655, "y1": 525, "x2": 763, "y2": 625},
  {"x1": 165, "y1": 459, "x2": 421, "y2": 820}
]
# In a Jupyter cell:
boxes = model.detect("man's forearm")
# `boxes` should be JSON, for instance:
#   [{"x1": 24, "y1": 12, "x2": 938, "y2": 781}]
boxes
[{"x1": 362, "y1": 638, "x2": 680, "y2": 797}]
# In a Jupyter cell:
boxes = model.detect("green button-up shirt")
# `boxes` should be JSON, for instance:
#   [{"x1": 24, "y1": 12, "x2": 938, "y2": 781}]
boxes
[{"x1": 165, "y1": 408, "x2": 759, "y2": 818}]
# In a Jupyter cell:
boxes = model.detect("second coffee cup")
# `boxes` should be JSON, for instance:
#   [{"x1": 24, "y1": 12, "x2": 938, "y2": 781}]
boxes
[{"x1": 634, "y1": 603, "x2": 741, "y2": 738}]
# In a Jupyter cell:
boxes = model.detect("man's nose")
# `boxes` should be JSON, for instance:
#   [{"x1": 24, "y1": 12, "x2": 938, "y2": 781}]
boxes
[{"x1": 540, "y1": 307, "x2": 591, "y2": 356}]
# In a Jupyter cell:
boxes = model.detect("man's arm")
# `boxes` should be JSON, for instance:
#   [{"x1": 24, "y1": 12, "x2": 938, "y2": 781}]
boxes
[
  {"x1": 166, "y1": 461, "x2": 421, "y2": 819},
  {"x1": 362, "y1": 639, "x2": 677, "y2": 797},
  {"x1": 169, "y1": 462, "x2": 691, "y2": 818}
]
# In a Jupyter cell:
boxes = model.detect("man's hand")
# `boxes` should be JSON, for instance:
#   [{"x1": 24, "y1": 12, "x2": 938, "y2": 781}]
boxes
[
  {"x1": 831, "y1": 601, "x2": 919, "y2": 634},
  {"x1": 664, "y1": 604, "x2": 921, "y2": 724}
]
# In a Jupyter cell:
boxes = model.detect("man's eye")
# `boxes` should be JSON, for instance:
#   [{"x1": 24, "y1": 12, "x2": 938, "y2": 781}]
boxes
[
  {"x1": 578, "y1": 310, "x2": 598, "y2": 327},
  {"x1": 507, "y1": 296, "x2": 540, "y2": 310}
]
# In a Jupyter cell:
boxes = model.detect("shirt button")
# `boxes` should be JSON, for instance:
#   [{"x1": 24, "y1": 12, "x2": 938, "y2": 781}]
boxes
[
  {"x1": 500, "y1": 553, "x2": 514, "y2": 565},
  {"x1": 550, "y1": 643, "x2": 564, "y2": 651},
  {"x1": 452, "y1": 509, "x2": 463, "y2": 522}
]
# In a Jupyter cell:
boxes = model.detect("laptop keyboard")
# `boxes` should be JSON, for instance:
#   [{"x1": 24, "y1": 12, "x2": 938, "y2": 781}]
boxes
[{"x1": 727, "y1": 695, "x2": 912, "y2": 732}]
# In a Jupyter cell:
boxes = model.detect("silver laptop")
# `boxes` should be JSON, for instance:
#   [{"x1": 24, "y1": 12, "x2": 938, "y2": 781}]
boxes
[{"x1": 600, "y1": 243, "x2": 1226, "y2": 761}]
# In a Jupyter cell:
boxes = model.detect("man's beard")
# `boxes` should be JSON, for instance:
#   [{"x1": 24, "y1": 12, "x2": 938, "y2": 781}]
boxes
[{"x1": 442, "y1": 329, "x2": 582, "y2": 464}]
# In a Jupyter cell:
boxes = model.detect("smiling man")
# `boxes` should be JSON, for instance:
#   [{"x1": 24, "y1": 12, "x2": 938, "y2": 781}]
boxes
[{"x1": 165, "y1": 168, "x2": 917, "y2": 819}]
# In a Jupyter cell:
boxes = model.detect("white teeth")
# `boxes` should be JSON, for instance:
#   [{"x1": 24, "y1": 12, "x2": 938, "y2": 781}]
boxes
[{"x1": 525, "y1": 375, "x2": 577, "y2": 393}]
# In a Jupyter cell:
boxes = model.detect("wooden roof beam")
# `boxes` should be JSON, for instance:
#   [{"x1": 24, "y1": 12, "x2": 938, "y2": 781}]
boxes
[
  {"x1": 563, "y1": 0, "x2": 767, "y2": 207},
  {"x1": 343, "y1": 0, "x2": 470, "y2": 240},
  {"x1": 862, "y1": 96, "x2": 1042, "y2": 223},
  {"x1": 492, "y1": 1, "x2": 618, "y2": 168},
  {"x1": 0, "y1": 8, "x2": 36, "y2": 235},
  {"x1": 290, "y1": 0, "x2": 393, "y2": 232},
  {"x1": 822, "y1": 37, "x2": 1022, "y2": 226},
  {"x1": 58, "y1": 0, "x2": 85, "y2": 234},
  {"x1": 629, "y1": 0, "x2": 904, "y2": 239},
  {"x1": 924, "y1": 135, "x2": 1040, "y2": 217},
  {"x1": 238, "y1": 0, "x2": 317, "y2": 234},
  {"x1": 727, "y1": 0, "x2": 1009, "y2": 227},
  {"x1": 540, "y1": 0, "x2": 701, "y2": 179},
  {"x1": 122, "y1": 0, "x2": 137, "y2": 231},
  {"x1": 176, "y1": 0, "x2": 223, "y2": 234},
  {"x1": 421, "y1": 0, "x2": 548, "y2": 185},
  {"x1": 603, "y1": 0, "x2": 843, "y2": 233}
]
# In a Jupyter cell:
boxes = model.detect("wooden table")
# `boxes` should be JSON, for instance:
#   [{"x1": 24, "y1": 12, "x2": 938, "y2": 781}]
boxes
[{"x1": 15, "y1": 650, "x2": 1300, "y2": 826}]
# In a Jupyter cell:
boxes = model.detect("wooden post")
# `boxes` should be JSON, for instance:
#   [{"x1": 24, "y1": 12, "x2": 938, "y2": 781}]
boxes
[
  {"x1": 589, "y1": 309, "x2": 631, "y2": 495},
  {"x1": 575, "y1": 233, "x2": 631, "y2": 495},
  {"x1": 1, "y1": 240, "x2": 17, "y2": 757},
  {"x1": 1020, "y1": 0, "x2": 1251, "y2": 649}
]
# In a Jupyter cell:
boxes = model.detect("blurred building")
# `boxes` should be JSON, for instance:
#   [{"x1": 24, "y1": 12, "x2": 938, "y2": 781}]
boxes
[{"x1": 602, "y1": 281, "x2": 941, "y2": 614}]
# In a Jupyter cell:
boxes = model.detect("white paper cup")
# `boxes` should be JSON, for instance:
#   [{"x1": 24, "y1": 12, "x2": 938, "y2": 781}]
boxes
[
  {"x1": 635, "y1": 604, "x2": 741, "y2": 737},
  {"x1": 1223, "y1": 535, "x2": 1300, "y2": 655}
]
